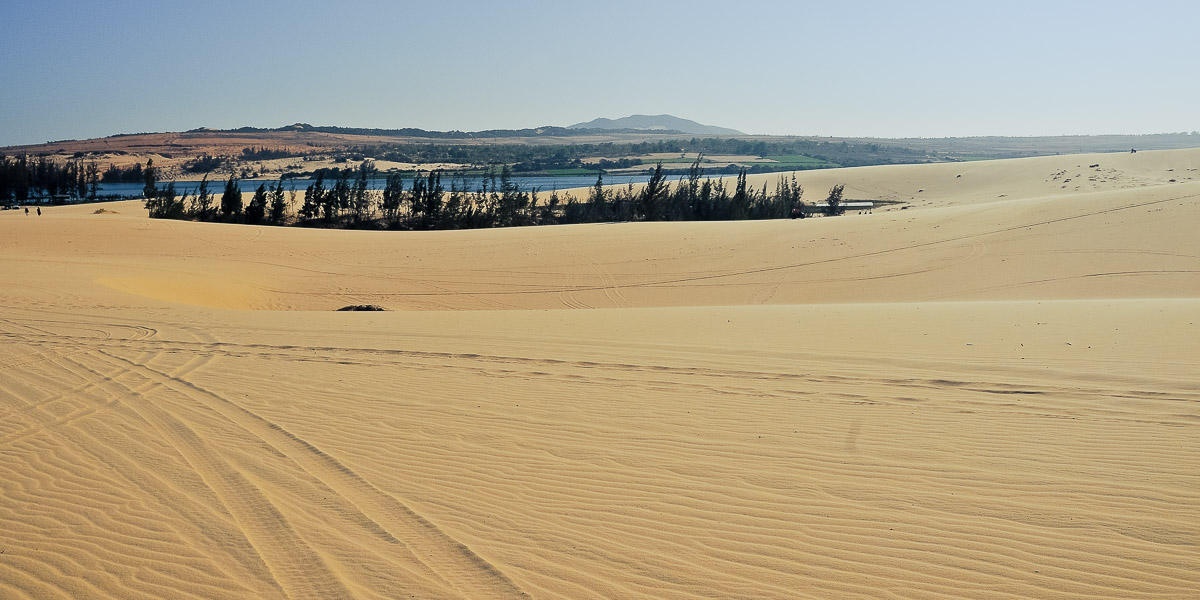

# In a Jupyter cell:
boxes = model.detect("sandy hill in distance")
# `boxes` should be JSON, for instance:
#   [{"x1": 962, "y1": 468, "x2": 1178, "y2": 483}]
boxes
[{"x1": 1, "y1": 148, "x2": 1198, "y2": 599}]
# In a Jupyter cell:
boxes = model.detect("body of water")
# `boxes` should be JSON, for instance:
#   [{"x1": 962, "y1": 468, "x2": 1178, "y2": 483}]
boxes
[{"x1": 97, "y1": 172, "x2": 736, "y2": 199}]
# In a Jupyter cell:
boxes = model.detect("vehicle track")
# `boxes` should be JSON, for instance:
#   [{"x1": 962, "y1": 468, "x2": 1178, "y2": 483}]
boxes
[{"x1": 97, "y1": 348, "x2": 530, "y2": 599}]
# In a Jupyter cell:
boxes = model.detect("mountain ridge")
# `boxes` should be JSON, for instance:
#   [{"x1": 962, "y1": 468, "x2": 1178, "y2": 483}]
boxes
[{"x1": 568, "y1": 114, "x2": 744, "y2": 136}]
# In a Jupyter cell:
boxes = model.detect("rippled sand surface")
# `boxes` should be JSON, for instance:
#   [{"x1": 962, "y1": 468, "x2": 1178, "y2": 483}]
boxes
[{"x1": 1, "y1": 149, "x2": 1197, "y2": 599}]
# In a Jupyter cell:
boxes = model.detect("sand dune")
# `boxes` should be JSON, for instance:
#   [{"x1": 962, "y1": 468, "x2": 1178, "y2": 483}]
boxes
[{"x1": 1, "y1": 149, "x2": 1197, "y2": 598}]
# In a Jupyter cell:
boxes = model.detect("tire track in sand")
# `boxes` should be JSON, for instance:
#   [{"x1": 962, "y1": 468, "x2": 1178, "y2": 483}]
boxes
[
  {"x1": 98, "y1": 350, "x2": 530, "y2": 600},
  {"x1": 37, "y1": 351, "x2": 289, "y2": 599},
  {"x1": 89, "y1": 351, "x2": 355, "y2": 600},
  {"x1": 575, "y1": 249, "x2": 631, "y2": 308}
]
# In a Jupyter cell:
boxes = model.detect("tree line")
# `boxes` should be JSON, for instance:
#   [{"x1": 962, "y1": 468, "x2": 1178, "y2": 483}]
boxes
[
  {"x1": 145, "y1": 157, "x2": 850, "y2": 228},
  {"x1": 0, "y1": 154, "x2": 101, "y2": 203}
]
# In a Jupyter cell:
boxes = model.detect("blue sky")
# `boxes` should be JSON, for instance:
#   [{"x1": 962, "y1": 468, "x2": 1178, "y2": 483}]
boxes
[{"x1": 1, "y1": 0, "x2": 1197, "y2": 146}]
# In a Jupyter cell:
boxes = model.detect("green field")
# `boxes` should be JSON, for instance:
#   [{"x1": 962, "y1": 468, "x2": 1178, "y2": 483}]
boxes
[
  {"x1": 639, "y1": 157, "x2": 701, "y2": 164},
  {"x1": 762, "y1": 155, "x2": 838, "y2": 167}
]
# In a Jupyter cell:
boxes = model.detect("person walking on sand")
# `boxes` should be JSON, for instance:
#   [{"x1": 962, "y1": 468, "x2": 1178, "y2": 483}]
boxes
[
  {"x1": 36, "y1": 207, "x2": 41, "y2": 216},
  {"x1": 24, "y1": 207, "x2": 29, "y2": 215}
]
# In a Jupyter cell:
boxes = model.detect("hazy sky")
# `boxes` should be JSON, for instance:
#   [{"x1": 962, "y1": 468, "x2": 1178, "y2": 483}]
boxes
[{"x1": 2, "y1": 0, "x2": 1197, "y2": 146}]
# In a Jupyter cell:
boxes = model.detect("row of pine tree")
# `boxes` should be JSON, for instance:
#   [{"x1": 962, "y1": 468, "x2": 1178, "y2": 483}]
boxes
[{"x1": 145, "y1": 157, "x2": 847, "y2": 229}]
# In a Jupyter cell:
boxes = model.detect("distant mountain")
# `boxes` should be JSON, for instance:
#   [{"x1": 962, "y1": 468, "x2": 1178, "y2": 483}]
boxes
[{"x1": 567, "y1": 114, "x2": 744, "y2": 136}]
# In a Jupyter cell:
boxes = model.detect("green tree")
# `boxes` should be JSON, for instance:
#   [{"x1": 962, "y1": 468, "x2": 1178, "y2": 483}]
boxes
[
  {"x1": 325, "y1": 171, "x2": 350, "y2": 221},
  {"x1": 0, "y1": 156, "x2": 12, "y2": 204},
  {"x1": 14, "y1": 154, "x2": 29, "y2": 203},
  {"x1": 587, "y1": 172, "x2": 608, "y2": 221},
  {"x1": 245, "y1": 183, "x2": 267, "y2": 224},
  {"x1": 442, "y1": 179, "x2": 466, "y2": 228},
  {"x1": 147, "y1": 182, "x2": 184, "y2": 219},
  {"x1": 268, "y1": 179, "x2": 287, "y2": 224},
  {"x1": 351, "y1": 160, "x2": 374, "y2": 223},
  {"x1": 85, "y1": 161, "x2": 100, "y2": 199},
  {"x1": 301, "y1": 172, "x2": 325, "y2": 221},
  {"x1": 381, "y1": 172, "x2": 404, "y2": 223},
  {"x1": 668, "y1": 155, "x2": 703, "y2": 220},
  {"x1": 190, "y1": 176, "x2": 214, "y2": 219},
  {"x1": 424, "y1": 171, "x2": 443, "y2": 227},
  {"x1": 638, "y1": 162, "x2": 669, "y2": 221},
  {"x1": 142, "y1": 158, "x2": 157, "y2": 201},
  {"x1": 497, "y1": 165, "x2": 523, "y2": 226},
  {"x1": 730, "y1": 169, "x2": 749, "y2": 219},
  {"x1": 825, "y1": 183, "x2": 845, "y2": 216},
  {"x1": 220, "y1": 176, "x2": 243, "y2": 220},
  {"x1": 70, "y1": 159, "x2": 87, "y2": 200},
  {"x1": 409, "y1": 170, "x2": 443, "y2": 229},
  {"x1": 780, "y1": 174, "x2": 806, "y2": 219}
]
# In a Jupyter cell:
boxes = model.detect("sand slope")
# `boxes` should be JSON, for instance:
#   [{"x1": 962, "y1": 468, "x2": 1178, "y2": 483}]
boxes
[{"x1": 1, "y1": 149, "x2": 1197, "y2": 599}]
